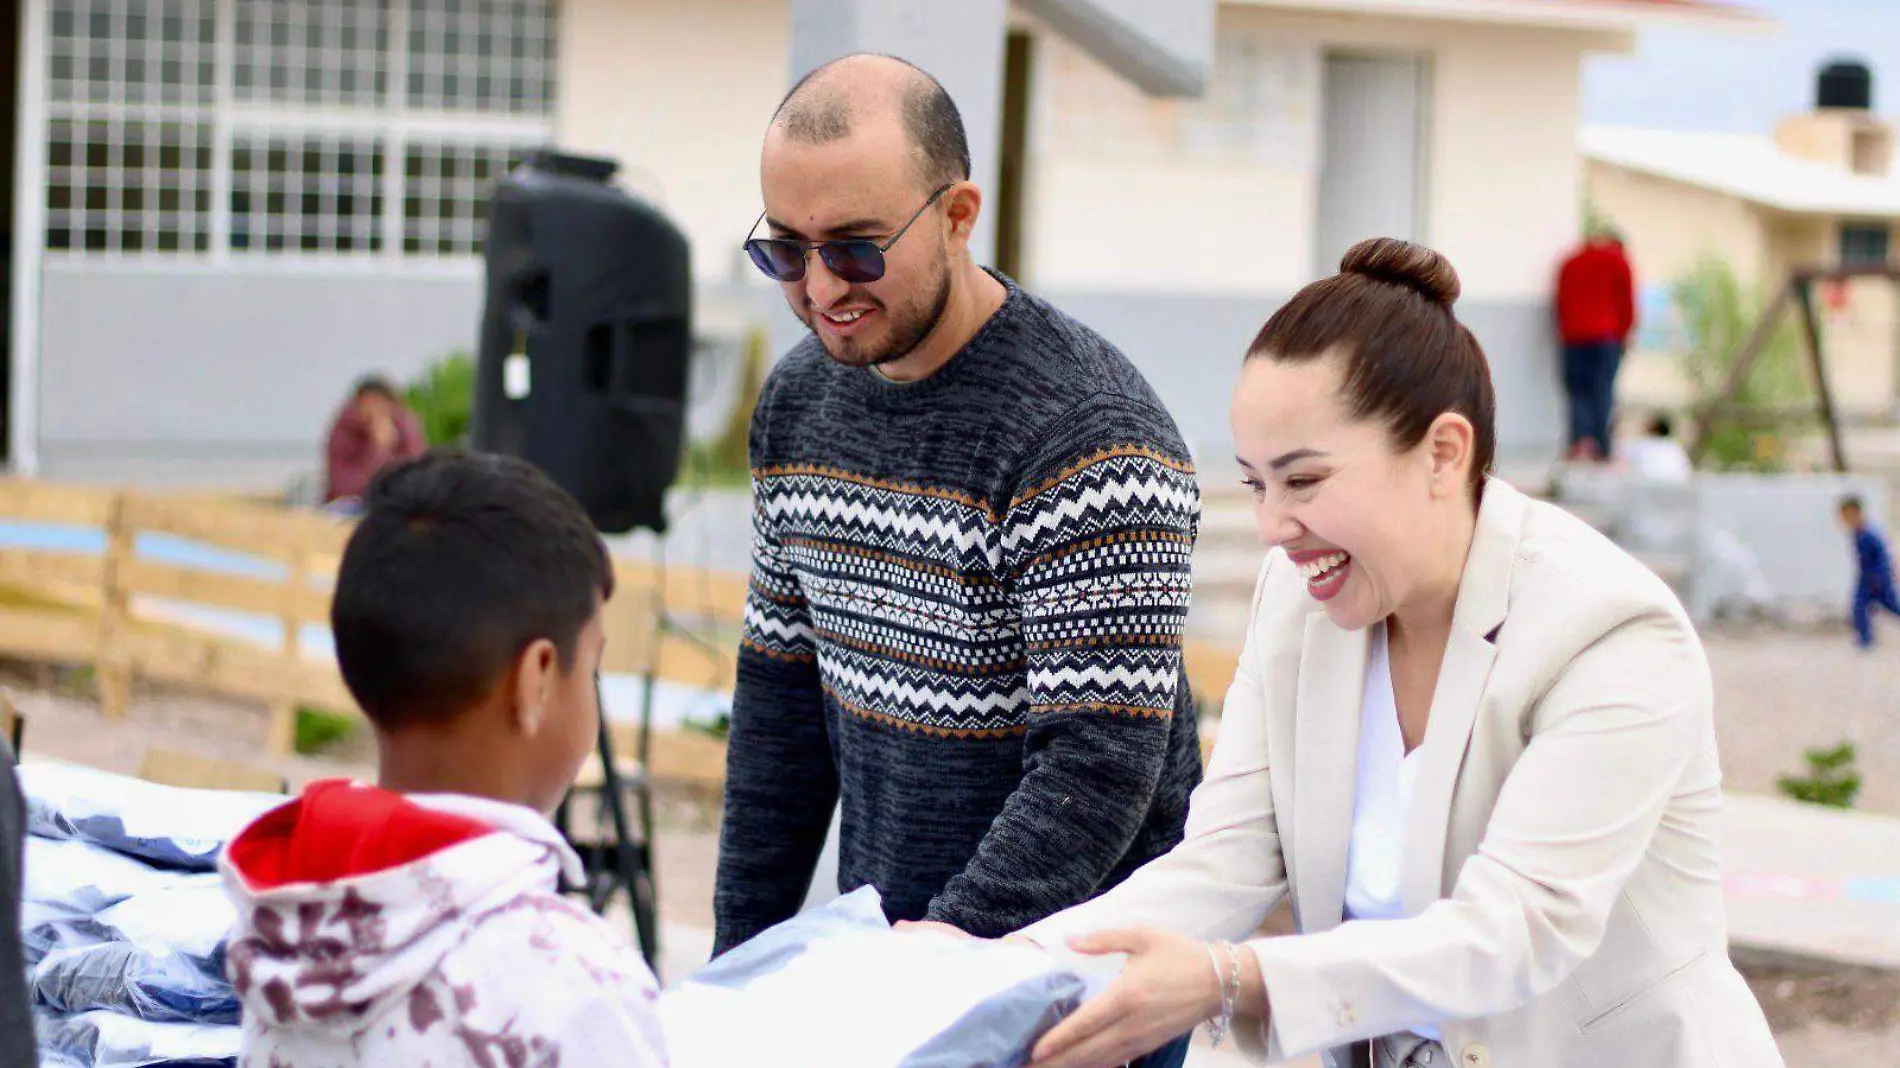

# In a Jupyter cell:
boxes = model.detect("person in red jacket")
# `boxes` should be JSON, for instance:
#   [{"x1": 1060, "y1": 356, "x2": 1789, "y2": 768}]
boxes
[
  {"x1": 324, "y1": 376, "x2": 427, "y2": 508},
  {"x1": 1555, "y1": 230, "x2": 1637, "y2": 462}
]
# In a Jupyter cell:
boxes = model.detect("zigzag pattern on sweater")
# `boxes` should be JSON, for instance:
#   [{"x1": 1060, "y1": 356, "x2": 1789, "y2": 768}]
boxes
[{"x1": 740, "y1": 450, "x2": 1197, "y2": 733}]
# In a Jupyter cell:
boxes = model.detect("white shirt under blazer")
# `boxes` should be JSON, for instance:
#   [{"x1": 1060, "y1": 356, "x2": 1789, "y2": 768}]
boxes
[{"x1": 1022, "y1": 479, "x2": 1784, "y2": 1068}]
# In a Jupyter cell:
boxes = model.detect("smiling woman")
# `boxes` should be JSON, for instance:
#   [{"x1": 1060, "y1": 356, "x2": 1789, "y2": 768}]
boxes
[{"x1": 1001, "y1": 239, "x2": 1786, "y2": 1068}]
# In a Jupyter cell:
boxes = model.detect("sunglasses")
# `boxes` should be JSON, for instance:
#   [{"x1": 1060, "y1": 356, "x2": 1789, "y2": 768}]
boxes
[{"x1": 743, "y1": 184, "x2": 953, "y2": 284}]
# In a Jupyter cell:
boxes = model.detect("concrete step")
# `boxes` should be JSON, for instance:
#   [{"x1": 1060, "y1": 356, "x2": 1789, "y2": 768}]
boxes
[{"x1": 1192, "y1": 467, "x2": 1692, "y2": 609}]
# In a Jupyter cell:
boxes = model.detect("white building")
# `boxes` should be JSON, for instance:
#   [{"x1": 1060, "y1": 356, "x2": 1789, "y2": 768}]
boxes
[{"x1": 4, "y1": 0, "x2": 1751, "y2": 487}]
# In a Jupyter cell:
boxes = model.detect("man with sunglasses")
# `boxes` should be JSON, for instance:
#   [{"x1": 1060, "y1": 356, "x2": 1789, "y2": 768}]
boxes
[{"x1": 715, "y1": 56, "x2": 1203, "y2": 1063}]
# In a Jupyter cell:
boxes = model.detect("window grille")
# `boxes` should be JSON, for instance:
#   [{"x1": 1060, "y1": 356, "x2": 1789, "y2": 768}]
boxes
[{"x1": 43, "y1": 0, "x2": 555, "y2": 261}]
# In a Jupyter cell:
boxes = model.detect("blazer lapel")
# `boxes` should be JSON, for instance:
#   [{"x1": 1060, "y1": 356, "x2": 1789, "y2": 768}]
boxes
[
  {"x1": 1401, "y1": 480, "x2": 1523, "y2": 914},
  {"x1": 1292, "y1": 612, "x2": 1369, "y2": 933}
]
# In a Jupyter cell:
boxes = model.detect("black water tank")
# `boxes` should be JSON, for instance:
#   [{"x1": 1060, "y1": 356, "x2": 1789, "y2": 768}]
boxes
[
  {"x1": 1818, "y1": 59, "x2": 1873, "y2": 110},
  {"x1": 471, "y1": 150, "x2": 692, "y2": 535}
]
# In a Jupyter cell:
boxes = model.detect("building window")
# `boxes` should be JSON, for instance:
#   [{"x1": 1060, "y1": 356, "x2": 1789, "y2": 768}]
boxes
[
  {"x1": 234, "y1": 0, "x2": 393, "y2": 108},
  {"x1": 404, "y1": 0, "x2": 557, "y2": 115},
  {"x1": 230, "y1": 134, "x2": 386, "y2": 252},
  {"x1": 43, "y1": 0, "x2": 555, "y2": 261},
  {"x1": 1840, "y1": 223, "x2": 1891, "y2": 269},
  {"x1": 402, "y1": 139, "x2": 539, "y2": 255},
  {"x1": 46, "y1": 0, "x2": 220, "y2": 254}
]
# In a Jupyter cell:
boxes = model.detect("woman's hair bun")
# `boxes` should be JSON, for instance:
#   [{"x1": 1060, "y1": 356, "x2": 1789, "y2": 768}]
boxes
[{"x1": 1339, "y1": 237, "x2": 1460, "y2": 306}]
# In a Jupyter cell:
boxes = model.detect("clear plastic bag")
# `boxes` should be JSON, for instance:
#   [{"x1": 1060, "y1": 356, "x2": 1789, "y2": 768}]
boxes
[
  {"x1": 34, "y1": 941, "x2": 239, "y2": 1025},
  {"x1": 19, "y1": 763, "x2": 284, "y2": 872},
  {"x1": 91, "y1": 883, "x2": 235, "y2": 973},
  {"x1": 35, "y1": 1008, "x2": 241, "y2": 1067},
  {"x1": 23, "y1": 838, "x2": 196, "y2": 913},
  {"x1": 20, "y1": 898, "x2": 107, "y2": 966}
]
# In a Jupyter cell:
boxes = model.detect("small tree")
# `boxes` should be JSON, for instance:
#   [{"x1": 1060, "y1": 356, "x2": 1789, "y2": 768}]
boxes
[{"x1": 1671, "y1": 256, "x2": 1809, "y2": 472}]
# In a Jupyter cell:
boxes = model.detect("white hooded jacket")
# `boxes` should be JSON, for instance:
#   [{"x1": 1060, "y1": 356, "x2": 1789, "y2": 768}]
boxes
[{"x1": 220, "y1": 780, "x2": 666, "y2": 1068}]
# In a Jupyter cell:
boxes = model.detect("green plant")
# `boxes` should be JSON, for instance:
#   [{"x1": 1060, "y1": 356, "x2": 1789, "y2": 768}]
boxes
[
  {"x1": 1582, "y1": 188, "x2": 1617, "y2": 240},
  {"x1": 406, "y1": 351, "x2": 476, "y2": 447},
  {"x1": 294, "y1": 705, "x2": 359, "y2": 756},
  {"x1": 1672, "y1": 255, "x2": 1810, "y2": 472},
  {"x1": 683, "y1": 710, "x2": 731, "y2": 741},
  {"x1": 1776, "y1": 742, "x2": 1861, "y2": 809}
]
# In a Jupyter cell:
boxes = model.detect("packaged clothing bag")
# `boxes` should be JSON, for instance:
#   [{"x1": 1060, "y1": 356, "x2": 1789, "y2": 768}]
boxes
[
  {"x1": 21, "y1": 898, "x2": 107, "y2": 965},
  {"x1": 91, "y1": 882, "x2": 235, "y2": 972},
  {"x1": 34, "y1": 940, "x2": 240, "y2": 1024},
  {"x1": 36, "y1": 1008, "x2": 241, "y2": 1067},
  {"x1": 23, "y1": 837, "x2": 197, "y2": 913},
  {"x1": 660, "y1": 887, "x2": 1098, "y2": 1068},
  {"x1": 19, "y1": 763, "x2": 284, "y2": 871}
]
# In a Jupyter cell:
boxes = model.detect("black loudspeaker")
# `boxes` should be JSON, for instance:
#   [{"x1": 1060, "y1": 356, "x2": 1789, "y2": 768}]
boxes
[{"x1": 472, "y1": 150, "x2": 692, "y2": 535}]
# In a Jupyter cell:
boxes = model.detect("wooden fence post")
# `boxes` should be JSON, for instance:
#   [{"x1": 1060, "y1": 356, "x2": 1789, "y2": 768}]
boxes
[
  {"x1": 264, "y1": 548, "x2": 310, "y2": 756},
  {"x1": 97, "y1": 492, "x2": 133, "y2": 719}
]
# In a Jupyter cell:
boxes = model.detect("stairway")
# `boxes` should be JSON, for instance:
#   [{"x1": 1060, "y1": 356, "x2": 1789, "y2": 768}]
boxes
[{"x1": 1186, "y1": 458, "x2": 1693, "y2": 646}]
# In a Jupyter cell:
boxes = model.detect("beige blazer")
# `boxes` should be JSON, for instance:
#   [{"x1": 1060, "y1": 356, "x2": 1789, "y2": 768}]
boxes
[{"x1": 1021, "y1": 480, "x2": 1783, "y2": 1068}]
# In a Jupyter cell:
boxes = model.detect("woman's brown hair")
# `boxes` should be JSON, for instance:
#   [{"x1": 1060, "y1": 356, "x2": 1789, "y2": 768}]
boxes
[{"x1": 1247, "y1": 238, "x2": 1497, "y2": 501}]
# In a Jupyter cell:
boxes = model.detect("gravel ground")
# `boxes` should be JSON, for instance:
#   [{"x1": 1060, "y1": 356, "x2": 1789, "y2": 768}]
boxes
[
  {"x1": 6, "y1": 620, "x2": 1900, "y2": 1065},
  {"x1": 1701, "y1": 624, "x2": 1900, "y2": 814}
]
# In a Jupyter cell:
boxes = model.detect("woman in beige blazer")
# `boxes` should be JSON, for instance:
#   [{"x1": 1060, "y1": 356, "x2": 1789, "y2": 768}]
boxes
[{"x1": 1004, "y1": 240, "x2": 1783, "y2": 1068}]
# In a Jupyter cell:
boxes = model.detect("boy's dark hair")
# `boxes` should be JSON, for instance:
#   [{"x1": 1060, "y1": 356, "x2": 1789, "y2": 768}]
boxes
[
  {"x1": 1648, "y1": 414, "x2": 1673, "y2": 438},
  {"x1": 1841, "y1": 495, "x2": 1865, "y2": 514},
  {"x1": 332, "y1": 450, "x2": 615, "y2": 728}
]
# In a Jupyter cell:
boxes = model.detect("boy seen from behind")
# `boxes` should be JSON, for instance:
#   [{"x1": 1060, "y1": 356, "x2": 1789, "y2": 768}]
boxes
[
  {"x1": 219, "y1": 451, "x2": 666, "y2": 1068},
  {"x1": 1840, "y1": 495, "x2": 1900, "y2": 649}
]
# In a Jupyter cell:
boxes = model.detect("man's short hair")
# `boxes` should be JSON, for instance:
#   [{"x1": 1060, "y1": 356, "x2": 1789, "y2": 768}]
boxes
[
  {"x1": 1841, "y1": 494, "x2": 1865, "y2": 513},
  {"x1": 773, "y1": 54, "x2": 971, "y2": 190},
  {"x1": 332, "y1": 450, "x2": 614, "y2": 728}
]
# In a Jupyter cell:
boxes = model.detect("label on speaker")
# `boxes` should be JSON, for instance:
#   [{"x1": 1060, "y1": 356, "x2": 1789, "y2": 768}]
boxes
[{"x1": 504, "y1": 354, "x2": 532, "y2": 400}]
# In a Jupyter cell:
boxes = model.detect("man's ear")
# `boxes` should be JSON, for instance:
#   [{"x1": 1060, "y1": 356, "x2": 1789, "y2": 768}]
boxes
[
  {"x1": 941, "y1": 181, "x2": 983, "y2": 254},
  {"x1": 510, "y1": 638, "x2": 559, "y2": 737}
]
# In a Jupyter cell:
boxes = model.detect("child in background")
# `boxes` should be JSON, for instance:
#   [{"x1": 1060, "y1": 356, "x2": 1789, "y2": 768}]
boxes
[
  {"x1": 220, "y1": 451, "x2": 665, "y2": 1067},
  {"x1": 1840, "y1": 495, "x2": 1900, "y2": 649}
]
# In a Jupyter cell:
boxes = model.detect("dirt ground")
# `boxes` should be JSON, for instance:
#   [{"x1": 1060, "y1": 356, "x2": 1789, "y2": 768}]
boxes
[{"x1": 7, "y1": 620, "x2": 1900, "y2": 1065}]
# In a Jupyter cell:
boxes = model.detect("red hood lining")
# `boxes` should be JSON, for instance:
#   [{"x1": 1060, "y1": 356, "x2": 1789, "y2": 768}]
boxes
[{"x1": 227, "y1": 779, "x2": 497, "y2": 891}]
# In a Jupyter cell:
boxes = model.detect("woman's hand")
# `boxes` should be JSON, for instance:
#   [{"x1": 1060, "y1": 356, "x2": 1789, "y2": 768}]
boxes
[{"x1": 1029, "y1": 928, "x2": 1222, "y2": 1068}]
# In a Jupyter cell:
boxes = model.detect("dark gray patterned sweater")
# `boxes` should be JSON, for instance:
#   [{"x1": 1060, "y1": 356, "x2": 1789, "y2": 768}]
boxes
[{"x1": 712, "y1": 278, "x2": 1205, "y2": 954}]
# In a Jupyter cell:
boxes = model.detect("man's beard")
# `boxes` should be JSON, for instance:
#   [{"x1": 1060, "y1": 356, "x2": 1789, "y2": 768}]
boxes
[{"x1": 803, "y1": 262, "x2": 953, "y2": 369}]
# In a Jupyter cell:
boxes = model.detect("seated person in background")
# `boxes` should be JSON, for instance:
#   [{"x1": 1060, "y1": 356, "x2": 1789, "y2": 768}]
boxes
[
  {"x1": 323, "y1": 376, "x2": 427, "y2": 507},
  {"x1": 220, "y1": 451, "x2": 666, "y2": 1068},
  {"x1": 1618, "y1": 413, "x2": 1693, "y2": 484}
]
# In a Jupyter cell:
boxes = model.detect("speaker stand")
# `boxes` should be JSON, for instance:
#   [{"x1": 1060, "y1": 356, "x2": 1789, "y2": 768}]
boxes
[{"x1": 554, "y1": 536, "x2": 675, "y2": 972}]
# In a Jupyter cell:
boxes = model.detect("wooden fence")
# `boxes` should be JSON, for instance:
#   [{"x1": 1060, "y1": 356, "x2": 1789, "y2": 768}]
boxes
[
  {"x1": 0, "y1": 478, "x2": 1243, "y2": 784},
  {"x1": 0, "y1": 478, "x2": 736, "y2": 788}
]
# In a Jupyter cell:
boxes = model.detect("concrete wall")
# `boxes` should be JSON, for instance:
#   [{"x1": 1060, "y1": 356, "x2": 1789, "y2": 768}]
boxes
[
  {"x1": 555, "y1": 0, "x2": 793, "y2": 288},
  {"x1": 35, "y1": 264, "x2": 484, "y2": 486},
  {"x1": 1029, "y1": 9, "x2": 1595, "y2": 464}
]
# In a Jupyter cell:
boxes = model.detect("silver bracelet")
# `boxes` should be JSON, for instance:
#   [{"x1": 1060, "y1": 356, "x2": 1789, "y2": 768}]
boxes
[
  {"x1": 1206, "y1": 942, "x2": 1241, "y2": 1048},
  {"x1": 1222, "y1": 942, "x2": 1243, "y2": 1037},
  {"x1": 1204, "y1": 943, "x2": 1229, "y2": 1047}
]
